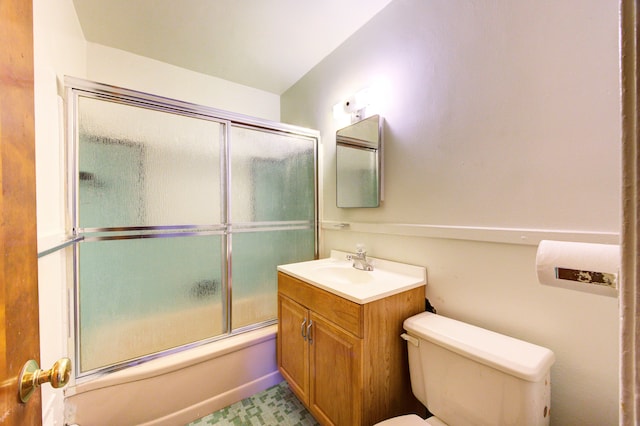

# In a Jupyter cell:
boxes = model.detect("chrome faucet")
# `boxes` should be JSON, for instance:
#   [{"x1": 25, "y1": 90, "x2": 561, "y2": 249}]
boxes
[{"x1": 348, "y1": 244, "x2": 374, "y2": 271}]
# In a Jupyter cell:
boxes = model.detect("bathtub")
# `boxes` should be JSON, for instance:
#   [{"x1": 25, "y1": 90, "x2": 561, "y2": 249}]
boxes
[{"x1": 63, "y1": 325, "x2": 282, "y2": 426}]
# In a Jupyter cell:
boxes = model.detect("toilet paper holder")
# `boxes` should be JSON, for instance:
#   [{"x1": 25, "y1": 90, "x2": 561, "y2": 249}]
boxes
[
  {"x1": 555, "y1": 267, "x2": 617, "y2": 288},
  {"x1": 536, "y1": 240, "x2": 620, "y2": 297}
]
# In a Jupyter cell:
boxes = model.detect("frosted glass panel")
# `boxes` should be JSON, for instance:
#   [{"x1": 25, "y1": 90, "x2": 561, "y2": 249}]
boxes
[
  {"x1": 78, "y1": 97, "x2": 222, "y2": 228},
  {"x1": 78, "y1": 235, "x2": 224, "y2": 372},
  {"x1": 230, "y1": 126, "x2": 315, "y2": 222},
  {"x1": 231, "y1": 229, "x2": 314, "y2": 329}
]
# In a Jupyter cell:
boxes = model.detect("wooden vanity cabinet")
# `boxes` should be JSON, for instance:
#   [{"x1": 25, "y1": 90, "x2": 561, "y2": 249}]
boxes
[{"x1": 277, "y1": 271, "x2": 425, "y2": 426}]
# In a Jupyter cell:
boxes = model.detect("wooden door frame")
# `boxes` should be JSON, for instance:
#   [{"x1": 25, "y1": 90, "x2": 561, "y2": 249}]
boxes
[{"x1": 620, "y1": 1, "x2": 640, "y2": 425}]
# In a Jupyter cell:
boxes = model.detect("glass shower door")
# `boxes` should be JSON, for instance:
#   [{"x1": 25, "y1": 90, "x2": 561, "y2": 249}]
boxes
[
  {"x1": 69, "y1": 78, "x2": 319, "y2": 378},
  {"x1": 75, "y1": 96, "x2": 226, "y2": 373},
  {"x1": 229, "y1": 126, "x2": 316, "y2": 330}
]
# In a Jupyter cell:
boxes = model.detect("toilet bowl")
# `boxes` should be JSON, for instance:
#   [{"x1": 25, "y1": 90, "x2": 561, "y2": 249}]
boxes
[{"x1": 374, "y1": 312, "x2": 555, "y2": 426}]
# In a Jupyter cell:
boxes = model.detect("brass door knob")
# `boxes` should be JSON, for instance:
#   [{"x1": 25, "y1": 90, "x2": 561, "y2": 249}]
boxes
[{"x1": 19, "y1": 358, "x2": 71, "y2": 403}]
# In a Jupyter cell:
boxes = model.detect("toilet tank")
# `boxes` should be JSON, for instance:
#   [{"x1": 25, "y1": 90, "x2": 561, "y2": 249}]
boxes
[{"x1": 402, "y1": 312, "x2": 555, "y2": 426}]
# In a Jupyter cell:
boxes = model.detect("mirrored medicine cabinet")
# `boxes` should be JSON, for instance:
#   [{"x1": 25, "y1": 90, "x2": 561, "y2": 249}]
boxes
[{"x1": 336, "y1": 114, "x2": 383, "y2": 208}]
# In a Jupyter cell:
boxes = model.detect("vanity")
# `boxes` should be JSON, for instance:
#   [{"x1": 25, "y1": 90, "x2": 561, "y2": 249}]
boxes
[{"x1": 277, "y1": 250, "x2": 427, "y2": 426}]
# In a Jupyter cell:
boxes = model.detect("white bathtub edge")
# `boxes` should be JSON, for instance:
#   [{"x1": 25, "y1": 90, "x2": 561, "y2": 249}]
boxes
[
  {"x1": 64, "y1": 324, "x2": 282, "y2": 426},
  {"x1": 66, "y1": 325, "x2": 278, "y2": 396}
]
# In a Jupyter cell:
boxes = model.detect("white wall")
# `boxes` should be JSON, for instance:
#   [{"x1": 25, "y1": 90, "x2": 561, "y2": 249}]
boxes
[
  {"x1": 32, "y1": 2, "x2": 281, "y2": 425},
  {"x1": 85, "y1": 43, "x2": 280, "y2": 122},
  {"x1": 282, "y1": 1, "x2": 621, "y2": 425}
]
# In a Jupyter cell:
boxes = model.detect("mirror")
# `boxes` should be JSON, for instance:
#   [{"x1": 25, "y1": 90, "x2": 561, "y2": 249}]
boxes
[{"x1": 336, "y1": 115, "x2": 383, "y2": 208}]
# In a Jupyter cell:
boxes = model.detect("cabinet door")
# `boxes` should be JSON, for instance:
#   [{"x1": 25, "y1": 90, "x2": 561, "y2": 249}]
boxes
[
  {"x1": 278, "y1": 295, "x2": 309, "y2": 403},
  {"x1": 309, "y1": 312, "x2": 363, "y2": 426}
]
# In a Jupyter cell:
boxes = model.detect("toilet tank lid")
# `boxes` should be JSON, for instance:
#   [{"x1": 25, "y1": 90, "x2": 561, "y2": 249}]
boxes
[{"x1": 404, "y1": 312, "x2": 556, "y2": 382}]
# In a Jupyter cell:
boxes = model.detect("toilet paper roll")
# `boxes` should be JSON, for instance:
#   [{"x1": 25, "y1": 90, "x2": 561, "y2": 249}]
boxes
[{"x1": 535, "y1": 240, "x2": 620, "y2": 297}]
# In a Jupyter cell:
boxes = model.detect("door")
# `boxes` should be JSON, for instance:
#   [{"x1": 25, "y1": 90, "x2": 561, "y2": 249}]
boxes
[
  {"x1": 277, "y1": 295, "x2": 309, "y2": 402},
  {"x1": 309, "y1": 312, "x2": 362, "y2": 426},
  {"x1": 0, "y1": 0, "x2": 41, "y2": 425}
]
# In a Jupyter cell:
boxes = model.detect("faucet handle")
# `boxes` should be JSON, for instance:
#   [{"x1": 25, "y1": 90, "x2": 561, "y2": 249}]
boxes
[{"x1": 356, "y1": 243, "x2": 366, "y2": 254}]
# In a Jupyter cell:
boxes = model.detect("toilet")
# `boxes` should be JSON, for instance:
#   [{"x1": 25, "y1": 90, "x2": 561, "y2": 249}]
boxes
[{"x1": 376, "y1": 312, "x2": 555, "y2": 426}]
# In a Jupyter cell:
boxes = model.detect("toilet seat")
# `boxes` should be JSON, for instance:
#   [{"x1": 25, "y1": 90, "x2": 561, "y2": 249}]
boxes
[{"x1": 374, "y1": 414, "x2": 448, "y2": 426}]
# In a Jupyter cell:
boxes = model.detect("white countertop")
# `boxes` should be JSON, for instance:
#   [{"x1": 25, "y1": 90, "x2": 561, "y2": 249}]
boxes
[{"x1": 277, "y1": 250, "x2": 427, "y2": 304}]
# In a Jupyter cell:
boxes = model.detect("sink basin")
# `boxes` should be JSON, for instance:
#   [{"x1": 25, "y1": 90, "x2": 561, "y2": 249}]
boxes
[
  {"x1": 312, "y1": 264, "x2": 375, "y2": 285},
  {"x1": 277, "y1": 250, "x2": 426, "y2": 304}
]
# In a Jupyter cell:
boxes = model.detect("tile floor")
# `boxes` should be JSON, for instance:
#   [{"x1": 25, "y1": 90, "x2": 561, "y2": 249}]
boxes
[{"x1": 188, "y1": 381, "x2": 319, "y2": 426}]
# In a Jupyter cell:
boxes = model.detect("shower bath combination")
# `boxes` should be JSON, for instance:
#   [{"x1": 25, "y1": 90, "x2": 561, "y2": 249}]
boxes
[{"x1": 62, "y1": 77, "x2": 319, "y2": 425}]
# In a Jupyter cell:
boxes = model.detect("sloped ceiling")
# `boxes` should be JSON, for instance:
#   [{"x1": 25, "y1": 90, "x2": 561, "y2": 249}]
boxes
[{"x1": 72, "y1": 0, "x2": 394, "y2": 94}]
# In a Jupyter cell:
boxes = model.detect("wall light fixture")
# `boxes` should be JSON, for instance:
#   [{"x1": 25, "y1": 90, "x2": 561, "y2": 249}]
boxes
[{"x1": 333, "y1": 87, "x2": 373, "y2": 124}]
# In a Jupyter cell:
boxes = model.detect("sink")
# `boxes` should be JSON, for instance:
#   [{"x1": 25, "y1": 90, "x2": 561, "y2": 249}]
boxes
[
  {"x1": 277, "y1": 250, "x2": 426, "y2": 304},
  {"x1": 312, "y1": 264, "x2": 375, "y2": 285}
]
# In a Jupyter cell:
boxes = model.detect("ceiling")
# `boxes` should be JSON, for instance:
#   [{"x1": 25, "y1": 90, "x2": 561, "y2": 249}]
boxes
[{"x1": 72, "y1": 0, "x2": 394, "y2": 95}]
